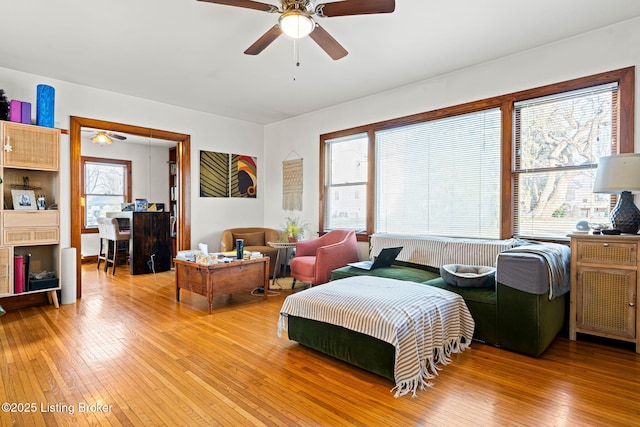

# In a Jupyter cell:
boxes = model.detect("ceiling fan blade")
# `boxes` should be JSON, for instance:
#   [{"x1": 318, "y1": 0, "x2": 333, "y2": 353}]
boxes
[
  {"x1": 197, "y1": 0, "x2": 278, "y2": 13},
  {"x1": 308, "y1": 24, "x2": 348, "y2": 60},
  {"x1": 244, "y1": 25, "x2": 283, "y2": 55},
  {"x1": 108, "y1": 132, "x2": 127, "y2": 141},
  {"x1": 316, "y1": 0, "x2": 395, "y2": 17}
]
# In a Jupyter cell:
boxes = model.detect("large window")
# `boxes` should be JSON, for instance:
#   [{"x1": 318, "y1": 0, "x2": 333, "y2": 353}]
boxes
[
  {"x1": 320, "y1": 67, "x2": 633, "y2": 241},
  {"x1": 82, "y1": 157, "x2": 132, "y2": 232},
  {"x1": 514, "y1": 84, "x2": 618, "y2": 238}
]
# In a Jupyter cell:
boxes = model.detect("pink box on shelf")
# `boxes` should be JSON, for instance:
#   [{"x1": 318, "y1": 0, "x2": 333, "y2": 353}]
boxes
[
  {"x1": 14, "y1": 255, "x2": 24, "y2": 294},
  {"x1": 9, "y1": 100, "x2": 21, "y2": 122},
  {"x1": 21, "y1": 102, "x2": 31, "y2": 124}
]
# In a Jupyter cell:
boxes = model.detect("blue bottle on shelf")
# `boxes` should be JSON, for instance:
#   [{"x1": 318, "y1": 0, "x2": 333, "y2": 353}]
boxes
[{"x1": 36, "y1": 84, "x2": 55, "y2": 127}]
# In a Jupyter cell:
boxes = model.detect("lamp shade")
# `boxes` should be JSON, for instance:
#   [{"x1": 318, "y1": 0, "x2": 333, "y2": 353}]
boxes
[
  {"x1": 593, "y1": 153, "x2": 640, "y2": 193},
  {"x1": 279, "y1": 12, "x2": 314, "y2": 39},
  {"x1": 593, "y1": 153, "x2": 640, "y2": 234},
  {"x1": 91, "y1": 131, "x2": 113, "y2": 145}
]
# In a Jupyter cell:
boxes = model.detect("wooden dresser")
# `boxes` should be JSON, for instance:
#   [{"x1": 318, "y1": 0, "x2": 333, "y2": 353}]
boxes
[{"x1": 568, "y1": 233, "x2": 639, "y2": 353}]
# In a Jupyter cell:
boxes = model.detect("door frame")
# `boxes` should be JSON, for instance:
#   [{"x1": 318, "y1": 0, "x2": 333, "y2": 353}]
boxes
[{"x1": 70, "y1": 116, "x2": 191, "y2": 298}]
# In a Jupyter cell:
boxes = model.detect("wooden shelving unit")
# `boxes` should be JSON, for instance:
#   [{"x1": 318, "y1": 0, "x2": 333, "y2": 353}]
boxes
[
  {"x1": 169, "y1": 146, "x2": 177, "y2": 266},
  {"x1": 0, "y1": 121, "x2": 60, "y2": 307}
]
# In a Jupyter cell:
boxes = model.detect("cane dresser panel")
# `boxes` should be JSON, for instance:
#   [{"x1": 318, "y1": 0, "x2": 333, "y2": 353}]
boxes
[
  {"x1": 569, "y1": 234, "x2": 639, "y2": 353},
  {"x1": 3, "y1": 228, "x2": 59, "y2": 245},
  {"x1": 1, "y1": 122, "x2": 59, "y2": 170},
  {"x1": 577, "y1": 241, "x2": 636, "y2": 266},
  {"x1": 577, "y1": 268, "x2": 636, "y2": 339},
  {"x1": 0, "y1": 247, "x2": 9, "y2": 296}
]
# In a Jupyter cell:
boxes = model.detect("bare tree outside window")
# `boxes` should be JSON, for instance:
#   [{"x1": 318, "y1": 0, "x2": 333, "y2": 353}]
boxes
[
  {"x1": 515, "y1": 84, "x2": 616, "y2": 238},
  {"x1": 82, "y1": 157, "x2": 131, "y2": 230}
]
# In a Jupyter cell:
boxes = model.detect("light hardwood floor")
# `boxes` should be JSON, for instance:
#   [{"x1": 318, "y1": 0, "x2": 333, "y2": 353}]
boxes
[{"x1": 1, "y1": 263, "x2": 639, "y2": 426}]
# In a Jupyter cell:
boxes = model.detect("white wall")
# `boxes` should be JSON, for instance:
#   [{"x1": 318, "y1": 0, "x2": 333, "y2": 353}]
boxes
[
  {"x1": 262, "y1": 17, "x2": 640, "y2": 260},
  {"x1": 0, "y1": 67, "x2": 265, "y2": 254}
]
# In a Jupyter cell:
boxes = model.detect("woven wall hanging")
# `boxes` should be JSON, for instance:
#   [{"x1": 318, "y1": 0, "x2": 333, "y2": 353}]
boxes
[{"x1": 282, "y1": 155, "x2": 303, "y2": 210}]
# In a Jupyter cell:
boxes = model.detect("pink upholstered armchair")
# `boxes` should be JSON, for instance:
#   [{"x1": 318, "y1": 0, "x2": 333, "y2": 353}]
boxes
[{"x1": 290, "y1": 229, "x2": 359, "y2": 288}]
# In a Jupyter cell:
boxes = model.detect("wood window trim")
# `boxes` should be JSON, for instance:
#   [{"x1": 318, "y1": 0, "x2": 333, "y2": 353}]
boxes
[
  {"x1": 80, "y1": 156, "x2": 132, "y2": 234},
  {"x1": 319, "y1": 66, "x2": 634, "y2": 241},
  {"x1": 506, "y1": 67, "x2": 634, "y2": 240}
]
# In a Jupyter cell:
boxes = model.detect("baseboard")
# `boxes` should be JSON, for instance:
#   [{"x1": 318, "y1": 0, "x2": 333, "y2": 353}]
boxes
[
  {"x1": 0, "y1": 292, "x2": 50, "y2": 310},
  {"x1": 82, "y1": 255, "x2": 98, "y2": 264}
]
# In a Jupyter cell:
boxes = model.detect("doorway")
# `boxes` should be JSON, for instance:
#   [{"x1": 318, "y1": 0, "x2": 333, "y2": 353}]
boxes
[{"x1": 70, "y1": 116, "x2": 191, "y2": 298}]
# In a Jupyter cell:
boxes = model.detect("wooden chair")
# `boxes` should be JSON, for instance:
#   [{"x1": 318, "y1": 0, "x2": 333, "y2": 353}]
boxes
[{"x1": 97, "y1": 217, "x2": 131, "y2": 274}]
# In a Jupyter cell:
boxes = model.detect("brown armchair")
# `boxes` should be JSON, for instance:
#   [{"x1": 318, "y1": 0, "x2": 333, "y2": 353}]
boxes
[
  {"x1": 220, "y1": 227, "x2": 281, "y2": 277},
  {"x1": 290, "y1": 229, "x2": 359, "y2": 288}
]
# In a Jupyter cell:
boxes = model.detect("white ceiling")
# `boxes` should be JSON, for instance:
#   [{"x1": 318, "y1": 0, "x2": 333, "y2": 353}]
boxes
[{"x1": 2, "y1": 0, "x2": 640, "y2": 125}]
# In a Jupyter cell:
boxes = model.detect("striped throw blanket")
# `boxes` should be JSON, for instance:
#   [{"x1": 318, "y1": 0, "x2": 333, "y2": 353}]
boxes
[
  {"x1": 278, "y1": 276, "x2": 475, "y2": 397},
  {"x1": 370, "y1": 233, "x2": 524, "y2": 268}
]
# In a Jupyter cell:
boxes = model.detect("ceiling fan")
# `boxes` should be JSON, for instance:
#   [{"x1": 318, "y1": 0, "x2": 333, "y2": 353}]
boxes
[
  {"x1": 82, "y1": 129, "x2": 128, "y2": 145},
  {"x1": 197, "y1": 0, "x2": 396, "y2": 60}
]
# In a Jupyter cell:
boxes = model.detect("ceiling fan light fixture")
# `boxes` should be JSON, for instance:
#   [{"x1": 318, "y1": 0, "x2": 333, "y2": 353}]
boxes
[
  {"x1": 279, "y1": 11, "x2": 314, "y2": 39},
  {"x1": 91, "y1": 131, "x2": 113, "y2": 145}
]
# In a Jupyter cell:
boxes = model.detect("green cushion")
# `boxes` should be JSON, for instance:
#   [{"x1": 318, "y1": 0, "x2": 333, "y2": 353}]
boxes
[
  {"x1": 496, "y1": 282, "x2": 566, "y2": 356},
  {"x1": 423, "y1": 277, "x2": 497, "y2": 344},
  {"x1": 423, "y1": 277, "x2": 496, "y2": 305},
  {"x1": 331, "y1": 265, "x2": 440, "y2": 283}
]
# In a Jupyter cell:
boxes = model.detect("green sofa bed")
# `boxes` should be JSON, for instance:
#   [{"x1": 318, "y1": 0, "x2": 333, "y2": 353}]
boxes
[{"x1": 286, "y1": 235, "x2": 569, "y2": 380}]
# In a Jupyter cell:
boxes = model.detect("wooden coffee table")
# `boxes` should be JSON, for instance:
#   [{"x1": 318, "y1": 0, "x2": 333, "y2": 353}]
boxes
[{"x1": 174, "y1": 257, "x2": 269, "y2": 314}]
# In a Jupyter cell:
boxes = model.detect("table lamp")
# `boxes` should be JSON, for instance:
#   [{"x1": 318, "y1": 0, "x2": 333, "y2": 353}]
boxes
[{"x1": 593, "y1": 153, "x2": 640, "y2": 234}]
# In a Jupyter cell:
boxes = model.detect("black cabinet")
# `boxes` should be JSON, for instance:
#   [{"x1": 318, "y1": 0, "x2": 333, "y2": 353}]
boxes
[
  {"x1": 131, "y1": 212, "x2": 171, "y2": 275},
  {"x1": 109, "y1": 211, "x2": 171, "y2": 275}
]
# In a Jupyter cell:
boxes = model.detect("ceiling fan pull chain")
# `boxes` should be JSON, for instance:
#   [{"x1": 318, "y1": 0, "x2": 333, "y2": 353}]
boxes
[{"x1": 293, "y1": 39, "x2": 301, "y2": 81}]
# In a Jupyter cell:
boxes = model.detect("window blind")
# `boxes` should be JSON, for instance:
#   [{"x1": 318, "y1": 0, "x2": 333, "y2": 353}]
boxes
[{"x1": 375, "y1": 108, "x2": 501, "y2": 238}]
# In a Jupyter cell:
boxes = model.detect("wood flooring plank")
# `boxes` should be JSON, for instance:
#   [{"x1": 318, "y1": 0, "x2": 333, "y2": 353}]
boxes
[{"x1": 91, "y1": 358, "x2": 164, "y2": 426}]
